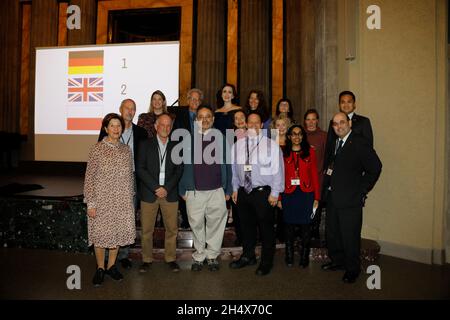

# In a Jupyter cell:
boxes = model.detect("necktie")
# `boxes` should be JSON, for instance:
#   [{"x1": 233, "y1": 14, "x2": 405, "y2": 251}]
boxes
[
  {"x1": 189, "y1": 113, "x2": 195, "y2": 132},
  {"x1": 244, "y1": 138, "x2": 253, "y2": 194},
  {"x1": 335, "y1": 139, "x2": 344, "y2": 155}
]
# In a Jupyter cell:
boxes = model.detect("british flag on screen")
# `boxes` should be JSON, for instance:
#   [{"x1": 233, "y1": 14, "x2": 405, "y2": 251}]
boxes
[{"x1": 67, "y1": 77, "x2": 103, "y2": 103}]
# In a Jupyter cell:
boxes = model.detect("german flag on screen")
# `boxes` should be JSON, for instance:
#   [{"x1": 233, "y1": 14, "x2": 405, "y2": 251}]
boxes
[{"x1": 68, "y1": 50, "x2": 103, "y2": 74}]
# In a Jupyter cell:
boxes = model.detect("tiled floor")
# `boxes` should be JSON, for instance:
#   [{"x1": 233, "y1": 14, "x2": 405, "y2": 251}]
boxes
[{"x1": 1, "y1": 247, "x2": 449, "y2": 300}]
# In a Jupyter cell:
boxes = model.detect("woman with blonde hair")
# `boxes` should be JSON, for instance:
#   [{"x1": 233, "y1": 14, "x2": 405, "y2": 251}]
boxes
[
  {"x1": 270, "y1": 114, "x2": 291, "y2": 243},
  {"x1": 270, "y1": 114, "x2": 292, "y2": 151},
  {"x1": 137, "y1": 90, "x2": 168, "y2": 138}
]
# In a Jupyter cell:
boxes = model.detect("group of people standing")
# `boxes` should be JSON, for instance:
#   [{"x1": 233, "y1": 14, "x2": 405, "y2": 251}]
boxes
[{"x1": 84, "y1": 86, "x2": 382, "y2": 287}]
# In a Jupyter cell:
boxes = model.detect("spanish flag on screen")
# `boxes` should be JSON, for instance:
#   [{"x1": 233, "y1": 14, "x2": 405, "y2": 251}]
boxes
[{"x1": 68, "y1": 50, "x2": 103, "y2": 75}]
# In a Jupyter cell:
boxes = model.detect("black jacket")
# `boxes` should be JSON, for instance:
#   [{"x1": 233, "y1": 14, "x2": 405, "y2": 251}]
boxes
[
  {"x1": 322, "y1": 132, "x2": 382, "y2": 208},
  {"x1": 136, "y1": 137, "x2": 183, "y2": 203},
  {"x1": 324, "y1": 113, "x2": 373, "y2": 172}
]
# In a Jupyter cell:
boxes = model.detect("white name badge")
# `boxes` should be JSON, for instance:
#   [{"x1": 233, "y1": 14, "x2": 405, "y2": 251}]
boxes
[
  {"x1": 159, "y1": 172, "x2": 165, "y2": 184},
  {"x1": 291, "y1": 179, "x2": 300, "y2": 186},
  {"x1": 326, "y1": 168, "x2": 333, "y2": 176},
  {"x1": 244, "y1": 165, "x2": 252, "y2": 172}
]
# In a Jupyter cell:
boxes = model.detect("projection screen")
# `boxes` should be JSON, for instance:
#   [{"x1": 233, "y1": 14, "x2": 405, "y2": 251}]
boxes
[{"x1": 35, "y1": 41, "x2": 179, "y2": 161}]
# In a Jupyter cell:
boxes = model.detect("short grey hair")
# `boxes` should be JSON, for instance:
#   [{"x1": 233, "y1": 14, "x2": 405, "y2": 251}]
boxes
[
  {"x1": 187, "y1": 88, "x2": 204, "y2": 101},
  {"x1": 120, "y1": 98, "x2": 136, "y2": 110}
]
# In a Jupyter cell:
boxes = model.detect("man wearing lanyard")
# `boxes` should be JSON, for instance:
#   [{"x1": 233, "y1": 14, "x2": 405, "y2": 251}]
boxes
[
  {"x1": 97, "y1": 99, "x2": 147, "y2": 269},
  {"x1": 230, "y1": 112, "x2": 285, "y2": 276},
  {"x1": 136, "y1": 113, "x2": 183, "y2": 273}
]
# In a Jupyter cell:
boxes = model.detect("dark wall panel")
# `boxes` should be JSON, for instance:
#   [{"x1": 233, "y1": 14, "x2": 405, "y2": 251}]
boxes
[
  {"x1": 27, "y1": 0, "x2": 59, "y2": 157},
  {"x1": 286, "y1": 0, "x2": 316, "y2": 123},
  {"x1": 0, "y1": 0, "x2": 21, "y2": 132},
  {"x1": 239, "y1": 0, "x2": 271, "y2": 107},
  {"x1": 195, "y1": 0, "x2": 226, "y2": 107}
]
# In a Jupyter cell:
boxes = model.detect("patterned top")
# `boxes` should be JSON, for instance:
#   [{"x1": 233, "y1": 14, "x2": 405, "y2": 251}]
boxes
[
  {"x1": 138, "y1": 112, "x2": 176, "y2": 139},
  {"x1": 84, "y1": 139, "x2": 136, "y2": 248},
  {"x1": 137, "y1": 112, "x2": 158, "y2": 139}
]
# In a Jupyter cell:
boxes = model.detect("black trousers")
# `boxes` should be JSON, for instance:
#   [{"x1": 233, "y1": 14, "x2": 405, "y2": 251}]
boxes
[
  {"x1": 230, "y1": 199, "x2": 242, "y2": 244},
  {"x1": 178, "y1": 196, "x2": 189, "y2": 228},
  {"x1": 326, "y1": 196, "x2": 362, "y2": 274},
  {"x1": 237, "y1": 187, "x2": 275, "y2": 266},
  {"x1": 285, "y1": 224, "x2": 311, "y2": 249}
]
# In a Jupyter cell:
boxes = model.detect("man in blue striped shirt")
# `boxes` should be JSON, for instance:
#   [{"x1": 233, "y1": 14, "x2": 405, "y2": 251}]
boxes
[{"x1": 230, "y1": 112, "x2": 285, "y2": 276}]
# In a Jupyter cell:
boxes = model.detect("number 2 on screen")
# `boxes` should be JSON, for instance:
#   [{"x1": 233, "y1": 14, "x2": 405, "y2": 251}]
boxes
[{"x1": 121, "y1": 58, "x2": 127, "y2": 95}]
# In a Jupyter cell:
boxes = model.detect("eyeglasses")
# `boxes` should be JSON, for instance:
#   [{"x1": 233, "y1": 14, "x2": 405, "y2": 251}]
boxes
[{"x1": 197, "y1": 115, "x2": 212, "y2": 120}]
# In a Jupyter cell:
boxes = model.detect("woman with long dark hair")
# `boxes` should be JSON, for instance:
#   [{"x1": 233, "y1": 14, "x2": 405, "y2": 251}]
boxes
[
  {"x1": 279, "y1": 124, "x2": 320, "y2": 268},
  {"x1": 275, "y1": 98, "x2": 295, "y2": 123},
  {"x1": 213, "y1": 83, "x2": 242, "y2": 135},
  {"x1": 243, "y1": 90, "x2": 271, "y2": 129}
]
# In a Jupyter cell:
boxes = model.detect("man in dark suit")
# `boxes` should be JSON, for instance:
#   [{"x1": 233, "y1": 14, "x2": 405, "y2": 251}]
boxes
[
  {"x1": 321, "y1": 112, "x2": 382, "y2": 283},
  {"x1": 97, "y1": 99, "x2": 148, "y2": 160},
  {"x1": 136, "y1": 113, "x2": 183, "y2": 273},
  {"x1": 324, "y1": 91, "x2": 373, "y2": 168},
  {"x1": 97, "y1": 98, "x2": 148, "y2": 269},
  {"x1": 167, "y1": 88, "x2": 204, "y2": 229}
]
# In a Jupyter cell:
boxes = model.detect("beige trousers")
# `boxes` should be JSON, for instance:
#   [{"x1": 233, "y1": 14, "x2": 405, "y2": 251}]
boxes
[
  {"x1": 141, "y1": 198, "x2": 178, "y2": 263},
  {"x1": 185, "y1": 188, "x2": 228, "y2": 262}
]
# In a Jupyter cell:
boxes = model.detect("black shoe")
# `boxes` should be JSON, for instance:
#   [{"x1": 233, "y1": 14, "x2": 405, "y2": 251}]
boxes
[
  {"x1": 139, "y1": 262, "x2": 152, "y2": 273},
  {"x1": 92, "y1": 268, "x2": 105, "y2": 287},
  {"x1": 191, "y1": 260, "x2": 203, "y2": 271},
  {"x1": 106, "y1": 265, "x2": 123, "y2": 281},
  {"x1": 180, "y1": 221, "x2": 190, "y2": 229},
  {"x1": 299, "y1": 248, "x2": 310, "y2": 268},
  {"x1": 119, "y1": 258, "x2": 132, "y2": 269},
  {"x1": 285, "y1": 242, "x2": 294, "y2": 267},
  {"x1": 229, "y1": 256, "x2": 257, "y2": 269},
  {"x1": 255, "y1": 264, "x2": 272, "y2": 276},
  {"x1": 207, "y1": 259, "x2": 220, "y2": 272},
  {"x1": 311, "y1": 228, "x2": 320, "y2": 240},
  {"x1": 342, "y1": 271, "x2": 359, "y2": 283},
  {"x1": 168, "y1": 261, "x2": 180, "y2": 273},
  {"x1": 321, "y1": 262, "x2": 344, "y2": 271}
]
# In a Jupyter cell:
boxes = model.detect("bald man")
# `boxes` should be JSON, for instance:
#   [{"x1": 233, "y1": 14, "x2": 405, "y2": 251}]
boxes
[
  {"x1": 321, "y1": 112, "x2": 381, "y2": 284},
  {"x1": 136, "y1": 113, "x2": 183, "y2": 273}
]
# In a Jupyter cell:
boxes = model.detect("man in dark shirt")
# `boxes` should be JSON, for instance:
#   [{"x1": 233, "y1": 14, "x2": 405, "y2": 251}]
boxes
[
  {"x1": 324, "y1": 91, "x2": 374, "y2": 174},
  {"x1": 168, "y1": 88, "x2": 204, "y2": 229},
  {"x1": 178, "y1": 105, "x2": 232, "y2": 272}
]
